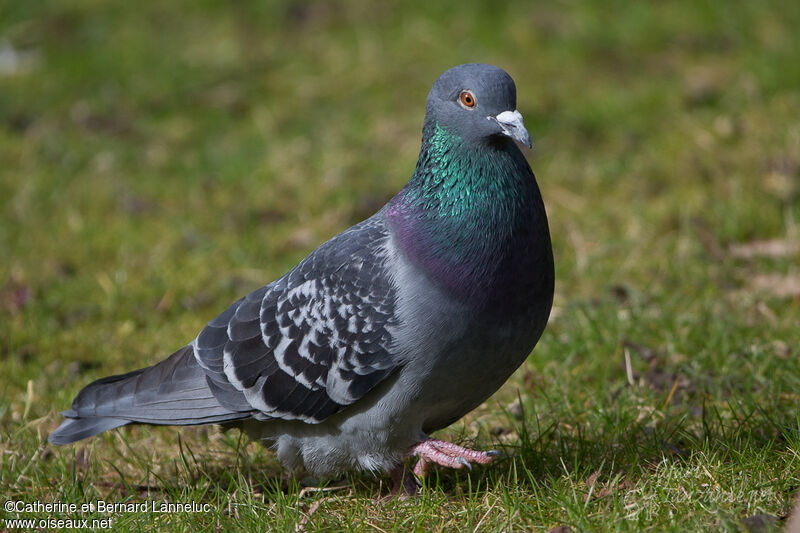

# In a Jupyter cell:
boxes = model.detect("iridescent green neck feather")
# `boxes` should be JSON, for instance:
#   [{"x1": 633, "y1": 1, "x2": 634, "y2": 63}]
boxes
[
  {"x1": 387, "y1": 120, "x2": 553, "y2": 310},
  {"x1": 404, "y1": 123, "x2": 521, "y2": 217}
]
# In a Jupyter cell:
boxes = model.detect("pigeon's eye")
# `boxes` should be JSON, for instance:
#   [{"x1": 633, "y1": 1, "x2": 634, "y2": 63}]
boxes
[{"x1": 459, "y1": 90, "x2": 476, "y2": 109}]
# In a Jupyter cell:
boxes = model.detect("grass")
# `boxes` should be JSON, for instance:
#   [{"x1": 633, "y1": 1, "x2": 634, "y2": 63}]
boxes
[{"x1": 2, "y1": 0, "x2": 800, "y2": 530}]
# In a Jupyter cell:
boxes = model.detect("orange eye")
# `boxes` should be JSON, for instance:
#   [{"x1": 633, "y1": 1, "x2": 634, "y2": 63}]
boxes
[{"x1": 459, "y1": 90, "x2": 476, "y2": 108}]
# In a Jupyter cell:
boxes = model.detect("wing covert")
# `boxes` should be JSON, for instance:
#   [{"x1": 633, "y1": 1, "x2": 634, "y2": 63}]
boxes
[{"x1": 193, "y1": 215, "x2": 398, "y2": 423}]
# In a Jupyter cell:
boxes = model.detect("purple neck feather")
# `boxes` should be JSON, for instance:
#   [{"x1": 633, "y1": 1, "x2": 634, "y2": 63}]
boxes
[{"x1": 386, "y1": 122, "x2": 552, "y2": 310}]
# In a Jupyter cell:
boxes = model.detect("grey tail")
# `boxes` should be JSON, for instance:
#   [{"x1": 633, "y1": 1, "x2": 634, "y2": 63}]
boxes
[{"x1": 48, "y1": 345, "x2": 252, "y2": 445}]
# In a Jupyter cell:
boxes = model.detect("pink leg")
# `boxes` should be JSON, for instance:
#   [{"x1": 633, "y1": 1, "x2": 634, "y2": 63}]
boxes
[
  {"x1": 389, "y1": 463, "x2": 419, "y2": 497},
  {"x1": 409, "y1": 438, "x2": 503, "y2": 474},
  {"x1": 418, "y1": 439, "x2": 500, "y2": 464},
  {"x1": 389, "y1": 439, "x2": 503, "y2": 496}
]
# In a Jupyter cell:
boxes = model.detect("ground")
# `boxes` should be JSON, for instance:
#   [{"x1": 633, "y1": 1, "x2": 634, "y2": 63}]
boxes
[{"x1": 1, "y1": 1, "x2": 800, "y2": 531}]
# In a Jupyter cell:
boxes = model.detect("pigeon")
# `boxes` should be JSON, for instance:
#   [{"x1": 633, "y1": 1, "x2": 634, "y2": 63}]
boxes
[{"x1": 49, "y1": 63, "x2": 554, "y2": 495}]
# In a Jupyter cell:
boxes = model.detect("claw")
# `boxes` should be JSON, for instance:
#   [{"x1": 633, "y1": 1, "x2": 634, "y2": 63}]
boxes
[{"x1": 406, "y1": 438, "x2": 497, "y2": 480}]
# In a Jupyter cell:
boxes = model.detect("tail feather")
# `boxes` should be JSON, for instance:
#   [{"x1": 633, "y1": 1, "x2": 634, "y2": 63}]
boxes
[
  {"x1": 48, "y1": 346, "x2": 252, "y2": 445},
  {"x1": 47, "y1": 416, "x2": 130, "y2": 446}
]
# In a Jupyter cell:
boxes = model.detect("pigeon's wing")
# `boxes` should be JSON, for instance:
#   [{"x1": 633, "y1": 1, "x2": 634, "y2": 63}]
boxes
[{"x1": 193, "y1": 215, "x2": 399, "y2": 423}]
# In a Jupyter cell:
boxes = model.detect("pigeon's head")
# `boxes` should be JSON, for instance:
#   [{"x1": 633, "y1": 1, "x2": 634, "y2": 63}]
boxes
[{"x1": 425, "y1": 63, "x2": 531, "y2": 149}]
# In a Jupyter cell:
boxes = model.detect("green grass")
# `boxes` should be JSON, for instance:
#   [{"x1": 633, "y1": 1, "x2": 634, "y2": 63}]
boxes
[{"x1": 2, "y1": 0, "x2": 800, "y2": 530}]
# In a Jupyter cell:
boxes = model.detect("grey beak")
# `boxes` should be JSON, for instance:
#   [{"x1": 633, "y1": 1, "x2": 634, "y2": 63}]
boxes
[{"x1": 492, "y1": 110, "x2": 532, "y2": 148}]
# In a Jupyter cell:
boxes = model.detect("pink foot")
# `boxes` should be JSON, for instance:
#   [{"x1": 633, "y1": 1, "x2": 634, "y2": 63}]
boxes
[
  {"x1": 409, "y1": 438, "x2": 503, "y2": 481},
  {"x1": 388, "y1": 439, "x2": 503, "y2": 496}
]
